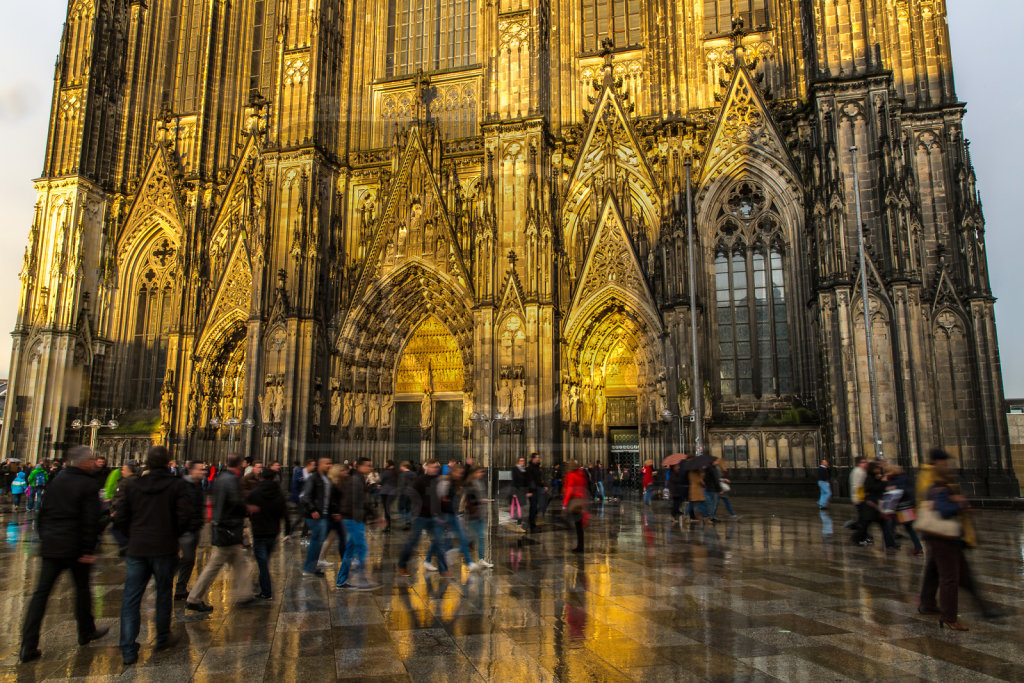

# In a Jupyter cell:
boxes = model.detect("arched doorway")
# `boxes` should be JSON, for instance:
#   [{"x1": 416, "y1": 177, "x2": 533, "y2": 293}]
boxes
[{"x1": 393, "y1": 316, "x2": 465, "y2": 463}]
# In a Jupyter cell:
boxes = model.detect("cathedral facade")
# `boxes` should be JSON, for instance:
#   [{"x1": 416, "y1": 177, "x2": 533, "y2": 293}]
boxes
[{"x1": 4, "y1": 0, "x2": 1018, "y2": 493}]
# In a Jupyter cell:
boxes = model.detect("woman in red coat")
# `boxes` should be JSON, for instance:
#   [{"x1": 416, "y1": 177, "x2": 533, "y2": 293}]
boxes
[{"x1": 563, "y1": 461, "x2": 589, "y2": 553}]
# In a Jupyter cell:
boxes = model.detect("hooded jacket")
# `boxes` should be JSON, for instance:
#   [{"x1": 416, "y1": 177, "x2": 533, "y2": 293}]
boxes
[
  {"x1": 11, "y1": 471, "x2": 27, "y2": 495},
  {"x1": 36, "y1": 466, "x2": 101, "y2": 558},
  {"x1": 114, "y1": 467, "x2": 193, "y2": 557}
]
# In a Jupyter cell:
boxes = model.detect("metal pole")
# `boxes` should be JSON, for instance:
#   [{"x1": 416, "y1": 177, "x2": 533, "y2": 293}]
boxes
[
  {"x1": 850, "y1": 146, "x2": 883, "y2": 460},
  {"x1": 685, "y1": 161, "x2": 703, "y2": 455}
]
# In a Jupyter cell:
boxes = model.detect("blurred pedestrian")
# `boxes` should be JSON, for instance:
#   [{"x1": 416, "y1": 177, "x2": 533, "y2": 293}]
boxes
[
  {"x1": 20, "y1": 447, "x2": 107, "y2": 663},
  {"x1": 115, "y1": 446, "x2": 192, "y2": 665}
]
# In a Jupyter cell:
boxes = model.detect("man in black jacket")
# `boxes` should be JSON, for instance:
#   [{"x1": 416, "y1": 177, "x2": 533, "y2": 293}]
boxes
[
  {"x1": 246, "y1": 468, "x2": 287, "y2": 599},
  {"x1": 526, "y1": 453, "x2": 547, "y2": 533},
  {"x1": 185, "y1": 454, "x2": 254, "y2": 611},
  {"x1": 115, "y1": 446, "x2": 192, "y2": 665},
  {"x1": 397, "y1": 461, "x2": 448, "y2": 577},
  {"x1": 336, "y1": 458, "x2": 379, "y2": 590},
  {"x1": 19, "y1": 446, "x2": 108, "y2": 663},
  {"x1": 299, "y1": 457, "x2": 334, "y2": 576},
  {"x1": 174, "y1": 461, "x2": 206, "y2": 600}
]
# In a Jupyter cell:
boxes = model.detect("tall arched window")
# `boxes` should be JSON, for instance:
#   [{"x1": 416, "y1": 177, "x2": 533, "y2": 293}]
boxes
[
  {"x1": 703, "y1": 0, "x2": 770, "y2": 36},
  {"x1": 581, "y1": 0, "x2": 643, "y2": 53},
  {"x1": 127, "y1": 238, "x2": 179, "y2": 409},
  {"x1": 386, "y1": 0, "x2": 477, "y2": 77},
  {"x1": 714, "y1": 182, "x2": 792, "y2": 398}
]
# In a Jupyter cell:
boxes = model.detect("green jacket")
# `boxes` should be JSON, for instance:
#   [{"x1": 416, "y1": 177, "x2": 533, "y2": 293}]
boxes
[
  {"x1": 28, "y1": 466, "x2": 48, "y2": 489},
  {"x1": 103, "y1": 468, "x2": 123, "y2": 501}
]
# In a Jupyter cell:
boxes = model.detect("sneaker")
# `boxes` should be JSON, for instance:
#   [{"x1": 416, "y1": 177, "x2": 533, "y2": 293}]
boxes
[
  {"x1": 185, "y1": 601, "x2": 213, "y2": 613},
  {"x1": 423, "y1": 561, "x2": 438, "y2": 572},
  {"x1": 254, "y1": 593, "x2": 273, "y2": 601},
  {"x1": 730, "y1": 515, "x2": 741, "y2": 521},
  {"x1": 397, "y1": 566, "x2": 411, "y2": 577},
  {"x1": 478, "y1": 559, "x2": 494, "y2": 569},
  {"x1": 468, "y1": 562, "x2": 480, "y2": 572},
  {"x1": 302, "y1": 569, "x2": 325, "y2": 577},
  {"x1": 342, "y1": 581, "x2": 380, "y2": 591},
  {"x1": 317, "y1": 559, "x2": 332, "y2": 569}
]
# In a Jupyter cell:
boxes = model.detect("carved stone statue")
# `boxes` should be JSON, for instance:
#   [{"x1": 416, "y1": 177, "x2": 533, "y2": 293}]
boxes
[
  {"x1": 656, "y1": 376, "x2": 668, "y2": 417},
  {"x1": 367, "y1": 393, "x2": 380, "y2": 427},
  {"x1": 594, "y1": 388, "x2": 606, "y2": 426},
  {"x1": 637, "y1": 389, "x2": 649, "y2": 424},
  {"x1": 353, "y1": 392, "x2": 366, "y2": 427},
  {"x1": 330, "y1": 387, "x2": 342, "y2": 425},
  {"x1": 420, "y1": 391, "x2": 433, "y2": 429},
  {"x1": 312, "y1": 389, "x2": 322, "y2": 426},
  {"x1": 569, "y1": 384, "x2": 580, "y2": 423},
  {"x1": 272, "y1": 380, "x2": 284, "y2": 423},
  {"x1": 678, "y1": 379, "x2": 692, "y2": 417},
  {"x1": 496, "y1": 379, "x2": 513, "y2": 419},
  {"x1": 462, "y1": 391, "x2": 474, "y2": 428},
  {"x1": 342, "y1": 392, "x2": 354, "y2": 427},
  {"x1": 512, "y1": 380, "x2": 526, "y2": 420},
  {"x1": 381, "y1": 394, "x2": 394, "y2": 428},
  {"x1": 702, "y1": 381, "x2": 713, "y2": 424},
  {"x1": 259, "y1": 377, "x2": 276, "y2": 423},
  {"x1": 160, "y1": 380, "x2": 174, "y2": 427}
]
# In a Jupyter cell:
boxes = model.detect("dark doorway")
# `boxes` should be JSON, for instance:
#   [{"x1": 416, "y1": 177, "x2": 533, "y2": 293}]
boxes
[
  {"x1": 434, "y1": 400, "x2": 463, "y2": 464},
  {"x1": 394, "y1": 401, "x2": 421, "y2": 465},
  {"x1": 609, "y1": 427, "x2": 640, "y2": 490}
]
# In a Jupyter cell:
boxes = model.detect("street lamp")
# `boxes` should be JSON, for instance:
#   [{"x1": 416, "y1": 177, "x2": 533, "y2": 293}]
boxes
[
  {"x1": 209, "y1": 417, "x2": 254, "y2": 456},
  {"x1": 71, "y1": 418, "x2": 119, "y2": 452}
]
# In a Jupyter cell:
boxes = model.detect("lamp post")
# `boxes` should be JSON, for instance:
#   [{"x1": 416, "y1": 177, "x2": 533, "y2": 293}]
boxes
[
  {"x1": 209, "y1": 417, "x2": 254, "y2": 456},
  {"x1": 685, "y1": 160, "x2": 704, "y2": 457},
  {"x1": 849, "y1": 146, "x2": 883, "y2": 461},
  {"x1": 71, "y1": 418, "x2": 119, "y2": 453},
  {"x1": 470, "y1": 411, "x2": 501, "y2": 500}
]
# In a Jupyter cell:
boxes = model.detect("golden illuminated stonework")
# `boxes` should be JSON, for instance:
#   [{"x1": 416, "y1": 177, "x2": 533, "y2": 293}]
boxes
[{"x1": 2, "y1": 0, "x2": 1016, "y2": 494}]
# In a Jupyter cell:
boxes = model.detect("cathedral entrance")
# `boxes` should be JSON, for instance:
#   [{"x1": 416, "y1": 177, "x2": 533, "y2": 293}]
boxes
[
  {"x1": 433, "y1": 401, "x2": 462, "y2": 464},
  {"x1": 392, "y1": 315, "x2": 466, "y2": 463},
  {"x1": 393, "y1": 402, "x2": 420, "y2": 464}
]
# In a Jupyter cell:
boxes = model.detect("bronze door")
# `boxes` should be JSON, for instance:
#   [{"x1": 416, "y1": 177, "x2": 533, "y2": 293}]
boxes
[{"x1": 433, "y1": 400, "x2": 463, "y2": 464}]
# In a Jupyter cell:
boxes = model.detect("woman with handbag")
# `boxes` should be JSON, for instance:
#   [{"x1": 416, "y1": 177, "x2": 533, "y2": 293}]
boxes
[
  {"x1": 852, "y1": 462, "x2": 897, "y2": 550},
  {"x1": 885, "y1": 464, "x2": 922, "y2": 556},
  {"x1": 916, "y1": 450, "x2": 975, "y2": 631},
  {"x1": 711, "y1": 458, "x2": 739, "y2": 520}
]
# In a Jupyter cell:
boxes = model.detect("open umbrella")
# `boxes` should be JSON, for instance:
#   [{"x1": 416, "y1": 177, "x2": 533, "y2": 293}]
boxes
[
  {"x1": 662, "y1": 453, "x2": 686, "y2": 468},
  {"x1": 679, "y1": 453, "x2": 714, "y2": 472}
]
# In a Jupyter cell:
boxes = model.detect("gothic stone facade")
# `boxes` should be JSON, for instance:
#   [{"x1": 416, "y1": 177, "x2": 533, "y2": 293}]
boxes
[{"x1": 4, "y1": 0, "x2": 1017, "y2": 493}]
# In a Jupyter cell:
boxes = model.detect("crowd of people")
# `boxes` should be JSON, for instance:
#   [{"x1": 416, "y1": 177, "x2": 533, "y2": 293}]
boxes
[{"x1": 7, "y1": 443, "x2": 1001, "y2": 666}]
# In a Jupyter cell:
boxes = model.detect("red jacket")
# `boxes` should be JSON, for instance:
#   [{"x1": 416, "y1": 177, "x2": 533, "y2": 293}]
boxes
[
  {"x1": 641, "y1": 466, "x2": 654, "y2": 488},
  {"x1": 563, "y1": 469, "x2": 588, "y2": 506}
]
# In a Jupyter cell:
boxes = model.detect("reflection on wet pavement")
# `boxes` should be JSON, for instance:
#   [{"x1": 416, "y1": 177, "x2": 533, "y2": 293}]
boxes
[{"x1": 0, "y1": 497, "x2": 1021, "y2": 681}]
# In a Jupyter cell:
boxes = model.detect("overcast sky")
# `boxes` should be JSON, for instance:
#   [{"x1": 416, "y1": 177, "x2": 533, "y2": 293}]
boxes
[{"x1": 0, "y1": 3, "x2": 1021, "y2": 396}]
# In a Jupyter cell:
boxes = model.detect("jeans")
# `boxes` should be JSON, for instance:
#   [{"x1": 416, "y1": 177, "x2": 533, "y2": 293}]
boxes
[
  {"x1": 304, "y1": 517, "x2": 329, "y2": 572},
  {"x1": 444, "y1": 512, "x2": 473, "y2": 564},
  {"x1": 818, "y1": 481, "x2": 832, "y2": 507},
  {"x1": 705, "y1": 491, "x2": 720, "y2": 519},
  {"x1": 595, "y1": 482, "x2": 605, "y2": 501},
  {"x1": 381, "y1": 494, "x2": 393, "y2": 528},
  {"x1": 853, "y1": 507, "x2": 896, "y2": 547},
  {"x1": 252, "y1": 536, "x2": 277, "y2": 596},
  {"x1": 899, "y1": 520, "x2": 923, "y2": 552},
  {"x1": 336, "y1": 520, "x2": 367, "y2": 585},
  {"x1": 398, "y1": 517, "x2": 448, "y2": 571},
  {"x1": 466, "y1": 516, "x2": 486, "y2": 561},
  {"x1": 528, "y1": 491, "x2": 543, "y2": 531},
  {"x1": 187, "y1": 544, "x2": 251, "y2": 604},
  {"x1": 719, "y1": 496, "x2": 736, "y2": 516},
  {"x1": 684, "y1": 500, "x2": 704, "y2": 519},
  {"x1": 120, "y1": 555, "x2": 176, "y2": 658},
  {"x1": 27, "y1": 488, "x2": 39, "y2": 511},
  {"x1": 21, "y1": 557, "x2": 95, "y2": 654},
  {"x1": 398, "y1": 495, "x2": 411, "y2": 526},
  {"x1": 175, "y1": 531, "x2": 198, "y2": 596}
]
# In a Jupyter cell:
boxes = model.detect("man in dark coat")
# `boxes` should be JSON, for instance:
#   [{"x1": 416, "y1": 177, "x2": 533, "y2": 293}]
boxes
[
  {"x1": 174, "y1": 461, "x2": 206, "y2": 599},
  {"x1": 526, "y1": 452, "x2": 547, "y2": 533},
  {"x1": 19, "y1": 446, "x2": 108, "y2": 663},
  {"x1": 246, "y1": 468, "x2": 287, "y2": 599},
  {"x1": 336, "y1": 458, "x2": 379, "y2": 590},
  {"x1": 115, "y1": 446, "x2": 193, "y2": 665}
]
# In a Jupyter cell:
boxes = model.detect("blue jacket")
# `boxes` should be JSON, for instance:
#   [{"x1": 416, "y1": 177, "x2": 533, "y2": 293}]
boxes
[
  {"x1": 289, "y1": 466, "x2": 306, "y2": 504},
  {"x1": 11, "y1": 472, "x2": 27, "y2": 495}
]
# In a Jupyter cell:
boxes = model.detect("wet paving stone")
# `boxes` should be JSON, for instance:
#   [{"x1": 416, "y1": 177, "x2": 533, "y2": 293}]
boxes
[{"x1": 1, "y1": 497, "x2": 1021, "y2": 680}]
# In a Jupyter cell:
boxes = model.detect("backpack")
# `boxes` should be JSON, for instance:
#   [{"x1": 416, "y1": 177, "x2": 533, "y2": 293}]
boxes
[{"x1": 31, "y1": 470, "x2": 47, "y2": 488}]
